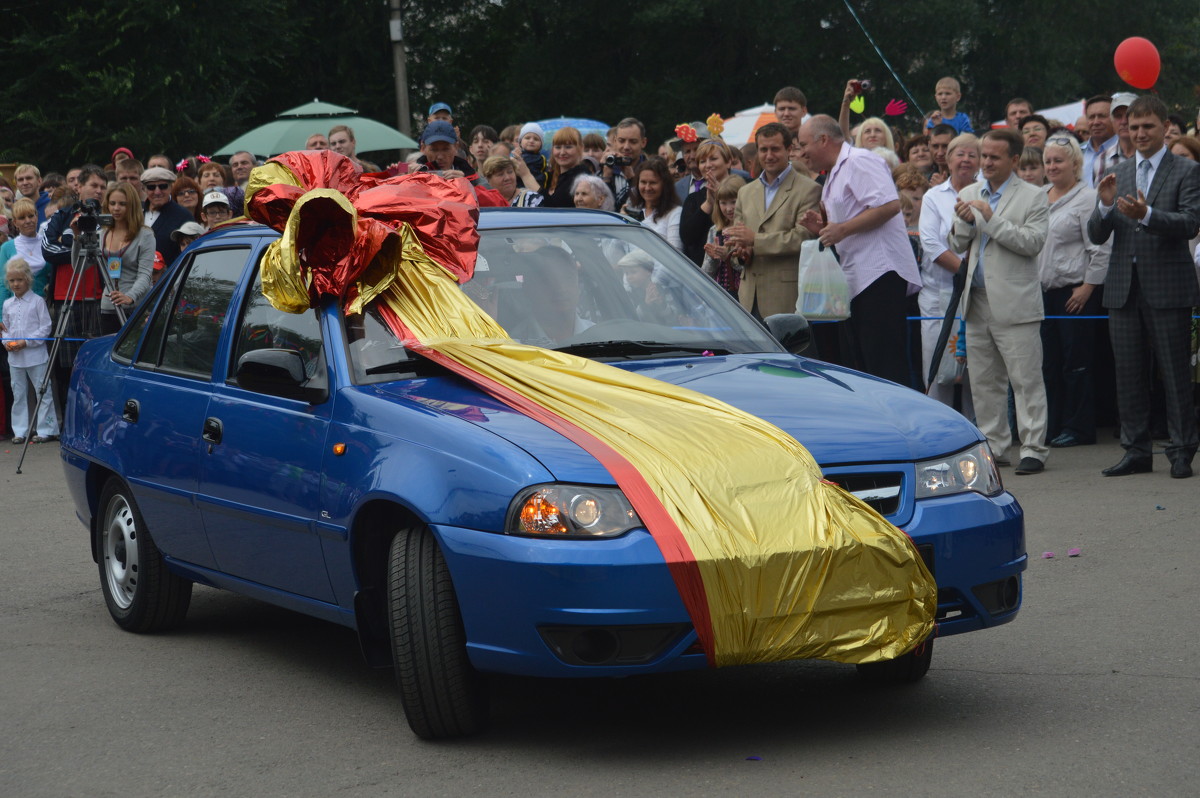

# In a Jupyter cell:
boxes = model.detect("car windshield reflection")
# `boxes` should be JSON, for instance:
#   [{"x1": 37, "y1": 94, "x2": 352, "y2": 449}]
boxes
[{"x1": 346, "y1": 224, "x2": 780, "y2": 382}]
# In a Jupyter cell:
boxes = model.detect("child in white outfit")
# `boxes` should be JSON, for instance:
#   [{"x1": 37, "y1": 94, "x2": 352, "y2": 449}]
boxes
[{"x1": 1, "y1": 257, "x2": 59, "y2": 443}]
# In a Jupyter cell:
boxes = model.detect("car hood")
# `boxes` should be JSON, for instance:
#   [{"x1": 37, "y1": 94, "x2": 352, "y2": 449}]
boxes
[{"x1": 376, "y1": 353, "x2": 982, "y2": 484}]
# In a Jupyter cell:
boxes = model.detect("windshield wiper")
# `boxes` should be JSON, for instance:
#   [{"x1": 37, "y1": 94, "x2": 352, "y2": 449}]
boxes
[{"x1": 553, "y1": 340, "x2": 732, "y2": 359}]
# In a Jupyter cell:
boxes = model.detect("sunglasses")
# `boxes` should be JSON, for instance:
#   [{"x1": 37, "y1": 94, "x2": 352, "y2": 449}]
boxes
[
  {"x1": 1046, "y1": 135, "x2": 1076, "y2": 147},
  {"x1": 145, "y1": 182, "x2": 172, "y2": 191},
  {"x1": 176, "y1": 188, "x2": 198, "y2": 196}
]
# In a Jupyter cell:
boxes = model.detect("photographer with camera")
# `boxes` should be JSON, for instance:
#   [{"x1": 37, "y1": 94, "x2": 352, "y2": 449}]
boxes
[
  {"x1": 39, "y1": 164, "x2": 108, "y2": 414},
  {"x1": 603, "y1": 118, "x2": 648, "y2": 217},
  {"x1": 40, "y1": 165, "x2": 107, "y2": 284}
]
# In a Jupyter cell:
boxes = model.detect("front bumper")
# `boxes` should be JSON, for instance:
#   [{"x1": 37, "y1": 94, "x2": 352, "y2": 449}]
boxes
[{"x1": 433, "y1": 489, "x2": 1025, "y2": 678}]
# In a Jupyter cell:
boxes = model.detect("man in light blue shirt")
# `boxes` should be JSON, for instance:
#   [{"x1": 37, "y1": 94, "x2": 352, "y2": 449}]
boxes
[
  {"x1": 725, "y1": 123, "x2": 821, "y2": 317},
  {"x1": 971, "y1": 173, "x2": 1014, "y2": 288},
  {"x1": 948, "y1": 129, "x2": 1050, "y2": 475},
  {"x1": 1082, "y1": 95, "x2": 1117, "y2": 188}
]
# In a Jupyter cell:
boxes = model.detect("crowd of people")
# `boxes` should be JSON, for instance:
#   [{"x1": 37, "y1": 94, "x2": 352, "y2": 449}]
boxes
[{"x1": 2, "y1": 80, "x2": 1199, "y2": 478}]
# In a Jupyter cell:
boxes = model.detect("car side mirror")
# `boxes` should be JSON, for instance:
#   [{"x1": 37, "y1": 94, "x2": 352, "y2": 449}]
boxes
[
  {"x1": 763, "y1": 313, "x2": 813, "y2": 355},
  {"x1": 236, "y1": 349, "x2": 324, "y2": 402}
]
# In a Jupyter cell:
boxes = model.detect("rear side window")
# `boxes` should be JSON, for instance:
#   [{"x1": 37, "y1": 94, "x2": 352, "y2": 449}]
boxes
[
  {"x1": 111, "y1": 292, "x2": 157, "y2": 363},
  {"x1": 137, "y1": 247, "x2": 249, "y2": 378}
]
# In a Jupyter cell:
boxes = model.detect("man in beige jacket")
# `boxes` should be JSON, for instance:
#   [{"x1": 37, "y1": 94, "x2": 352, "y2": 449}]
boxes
[
  {"x1": 950, "y1": 128, "x2": 1050, "y2": 474},
  {"x1": 726, "y1": 123, "x2": 820, "y2": 317}
]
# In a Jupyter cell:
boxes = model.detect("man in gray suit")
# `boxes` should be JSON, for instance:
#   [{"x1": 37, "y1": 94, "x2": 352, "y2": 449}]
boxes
[
  {"x1": 949, "y1": 129, "x2": 1050, "y2": 475},
  {"x1": 1088, "y1": 95, "x2": 1200, "y2": 479}
]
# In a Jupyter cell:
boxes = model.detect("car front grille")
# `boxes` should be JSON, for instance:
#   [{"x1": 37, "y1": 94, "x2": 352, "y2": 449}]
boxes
[{"x1": 826, "y1": 472, "x2": 903, "y2": 517}]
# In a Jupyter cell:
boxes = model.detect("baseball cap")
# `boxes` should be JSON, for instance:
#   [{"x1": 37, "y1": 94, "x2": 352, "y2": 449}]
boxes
[
  {"x1": 428, "y1": 102, "x2": 453, "y2": 117},
  {"x1": 421, "y1": 120, "x2": 458, "y2": 145},
  {"x1": 1110, "y1": 92, "x2": 1137, "y2": 112},
  {"x1": 170, "y1": 221, "x2": 207, "y2": 242},
  {"x1": 202, "y1": 190, "x2": 231, "y2": 209},
  {"x1": 112, "y1": 147, "x2": 135, "y2": 163},
  {"x1": 140, "y1": 166, "x2": 176, "y2": 184}
]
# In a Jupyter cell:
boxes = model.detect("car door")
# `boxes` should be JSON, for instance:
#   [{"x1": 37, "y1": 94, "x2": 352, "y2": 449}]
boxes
[
  {"x1": 196, "y1": 261, "x2": 336, "y2": 602},
  {"x1": 118, "y1": 245, "x2": 251, "y2": 568}
]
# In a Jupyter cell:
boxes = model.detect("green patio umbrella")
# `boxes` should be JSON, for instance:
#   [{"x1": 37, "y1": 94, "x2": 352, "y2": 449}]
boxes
[{"x1": 213, "y1": 99, "x2": 418, "y2": 157}]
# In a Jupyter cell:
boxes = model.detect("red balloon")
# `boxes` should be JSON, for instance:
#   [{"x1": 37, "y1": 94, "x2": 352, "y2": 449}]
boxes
[{"x1": 1113, "y1": 37, "x2": 1161, "y2": 90}]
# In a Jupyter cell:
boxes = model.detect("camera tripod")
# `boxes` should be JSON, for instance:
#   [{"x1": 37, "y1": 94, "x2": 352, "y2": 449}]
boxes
[{"x1": 15, "y1": 224, "x2": 126, "y2": 474}]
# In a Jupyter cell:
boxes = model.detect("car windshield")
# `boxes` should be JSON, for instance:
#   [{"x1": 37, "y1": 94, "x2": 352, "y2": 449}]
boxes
[{"x1": 345, "y1": 222, "x2": 782, "y2": 383}]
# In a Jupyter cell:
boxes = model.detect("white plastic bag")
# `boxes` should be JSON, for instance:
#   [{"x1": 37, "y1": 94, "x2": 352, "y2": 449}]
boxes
[{"x1": 795, "y1": 240, "x2": 851, "y2": 320}]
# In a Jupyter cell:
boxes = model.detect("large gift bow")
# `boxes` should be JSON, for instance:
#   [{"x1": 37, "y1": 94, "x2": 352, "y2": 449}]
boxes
[{"x1": 246, "y1": 151, "x2": 937, "y2": 667}]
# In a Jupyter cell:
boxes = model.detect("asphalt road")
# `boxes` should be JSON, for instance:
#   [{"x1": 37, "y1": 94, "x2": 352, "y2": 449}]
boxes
[{"x1": 1, "y1": 435, "x2": 1197, "y2": 797}]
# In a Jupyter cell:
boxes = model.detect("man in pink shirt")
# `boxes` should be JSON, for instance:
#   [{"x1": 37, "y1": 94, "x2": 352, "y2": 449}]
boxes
[{"x1": 797, "y1": 115, "x2": 922, "y2": 386}]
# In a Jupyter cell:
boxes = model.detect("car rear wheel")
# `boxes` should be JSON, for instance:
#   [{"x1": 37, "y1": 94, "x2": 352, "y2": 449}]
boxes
[
  {"x1": 387, "y1": 527, "x2": 488, "y2": 739},
  {"x1": 856, "y1": 637, "x2": 934, "y2": 684},
  {"x1": 97, "y1": 478, "x2": 192, "y2": 632}
]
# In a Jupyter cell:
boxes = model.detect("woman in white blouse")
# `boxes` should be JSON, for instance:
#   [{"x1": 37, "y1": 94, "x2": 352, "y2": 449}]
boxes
[
  {"x1": 1037, "y1": 133, "x2": 1110, "y2": 449},
  {"x1": 634, "y1": 158, "x2": 683, "y2": 251},
  {"x1": 917, "y1": 133, "x2": 979, "y2": 416}
]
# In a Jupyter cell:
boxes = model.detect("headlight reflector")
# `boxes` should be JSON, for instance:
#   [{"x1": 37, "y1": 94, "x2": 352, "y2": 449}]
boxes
[
  {"x1": 914, "y1": 442, "x2": 1003, "y2": 498},
  {"x1": 508, "y1": 485, "x2": 641, "y2": 538}
]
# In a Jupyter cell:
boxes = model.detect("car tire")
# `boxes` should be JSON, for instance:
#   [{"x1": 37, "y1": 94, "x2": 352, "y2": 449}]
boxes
[
  {"x1": 855, "y1": 637, "x2": 934, "y2": 685},
  {"x1": 97, "y1": 478, "x2": 192, "y2": 632},
  {"x1": 387, "y1": 528, "x2": 488, "y2": 739}
]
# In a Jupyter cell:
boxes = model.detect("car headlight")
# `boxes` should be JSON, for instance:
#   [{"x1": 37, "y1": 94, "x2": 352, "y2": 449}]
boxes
[
  {"x1": 506, "y1": 484, "x2": 642, "y2": 538},
  {"x1": 914, "y1": 442, "x2": 1003, "y2": 498}
]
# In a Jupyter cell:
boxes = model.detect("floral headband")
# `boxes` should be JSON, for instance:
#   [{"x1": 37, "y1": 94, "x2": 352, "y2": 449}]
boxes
[{"x1": 176, "y1": 154, "x2": 213, "y2": 172}]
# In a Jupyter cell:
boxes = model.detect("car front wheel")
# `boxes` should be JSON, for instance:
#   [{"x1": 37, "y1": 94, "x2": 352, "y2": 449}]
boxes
[
  {"x1": 856, "y1": 637, "x2": 934, "y2": 684},
  {"x1": 387, "y1": 527, "x2": 488, "y2": 739},
  {"x1": 97, "y1": 478, "x2": 192, "y2": 632}
]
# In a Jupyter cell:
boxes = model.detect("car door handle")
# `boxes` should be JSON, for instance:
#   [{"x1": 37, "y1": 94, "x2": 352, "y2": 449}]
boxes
[
  {"x1": 202, "y1": 417, "x2": 223, "y2": 445},
  {"x1": 123, "y1": 399, "x2": 139, "y2": 423}
]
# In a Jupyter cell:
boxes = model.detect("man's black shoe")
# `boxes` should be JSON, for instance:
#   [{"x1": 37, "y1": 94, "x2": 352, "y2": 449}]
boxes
[
  {"x1": 1170, "y1": 460, "x2": 1193, "y2": 479},
  {"x1": 1102, "y1": 454, "x2": 1153, "y2": 476},
  {"x1": 1015, "y1": 457, "x2": 1044, "y2": 475},
  {"x1": 1050, "y1": 431, "x2": 1094, "y2": 448}
]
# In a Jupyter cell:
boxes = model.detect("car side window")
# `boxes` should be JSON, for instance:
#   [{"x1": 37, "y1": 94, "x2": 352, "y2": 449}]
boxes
[
  {"x1": 230, "y1": 268, "x2": 328, "y2": 397},
  {"x1": 111, "y1": 286, "x2": 159, "y2": 364},
  {"x1": 138, "y1": 247, "x2": 248, "y2": 378}
]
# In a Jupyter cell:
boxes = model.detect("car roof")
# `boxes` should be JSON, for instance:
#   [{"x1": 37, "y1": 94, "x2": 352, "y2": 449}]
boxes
[
  {"x1": 194, "y1": 207, "x2": 636, "y2": 246},
  {"x1": 477, "y1": 207, "x2": 637, "y2": 229}
]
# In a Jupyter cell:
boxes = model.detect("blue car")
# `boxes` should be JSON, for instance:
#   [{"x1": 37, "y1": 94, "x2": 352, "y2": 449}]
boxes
[{"x1": 62, "y1": 208, "x2": 1024, "y2": 739}]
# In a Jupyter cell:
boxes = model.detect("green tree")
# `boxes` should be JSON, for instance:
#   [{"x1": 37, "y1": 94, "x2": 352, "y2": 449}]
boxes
[
  {"x1": 0, "y1": 0, "x2": 396, "y2": 167},
  {"x1": 3, "y1": 0, "x2": 1198, "y2": 169}
]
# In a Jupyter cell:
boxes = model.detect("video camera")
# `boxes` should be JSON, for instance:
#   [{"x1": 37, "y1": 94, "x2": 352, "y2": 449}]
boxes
[
  {"x1": 604, "y1": 154, "x2": 632, "y2": 169},
  {"x1": 73, "y1": 199, "x2": 114, "y2": 233}
]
